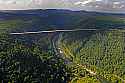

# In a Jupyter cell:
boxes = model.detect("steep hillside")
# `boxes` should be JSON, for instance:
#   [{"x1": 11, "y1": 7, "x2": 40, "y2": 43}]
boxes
[{"x1": 58, "y1": 30, "x2": 125, "y2": 82}]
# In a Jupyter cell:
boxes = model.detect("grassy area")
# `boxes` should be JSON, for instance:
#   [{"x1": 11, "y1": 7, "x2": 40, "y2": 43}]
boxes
[{"x1": 0, "y1": 19, "x2": 26, "y2": 32}]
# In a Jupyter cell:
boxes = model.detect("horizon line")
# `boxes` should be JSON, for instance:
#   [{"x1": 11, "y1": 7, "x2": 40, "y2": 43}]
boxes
[{"x1": 0, "y1": 8, "x2": 125, "y2": 14}]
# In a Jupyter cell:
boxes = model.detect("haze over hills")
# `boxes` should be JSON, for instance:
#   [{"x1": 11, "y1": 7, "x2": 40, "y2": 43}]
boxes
[{"x1": 0, "y1": 9, "x2": 125, "y2": 32}]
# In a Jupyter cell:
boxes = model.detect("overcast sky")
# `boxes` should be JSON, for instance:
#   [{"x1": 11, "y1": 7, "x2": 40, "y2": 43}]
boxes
[{"x1": 0, "y1": 0, "x2": 125, "y2": 13}]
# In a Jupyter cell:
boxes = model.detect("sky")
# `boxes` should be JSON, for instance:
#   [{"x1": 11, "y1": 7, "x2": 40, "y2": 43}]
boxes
[{"x1": 0, "y1": 0, "x2": 125, "y2": 13}]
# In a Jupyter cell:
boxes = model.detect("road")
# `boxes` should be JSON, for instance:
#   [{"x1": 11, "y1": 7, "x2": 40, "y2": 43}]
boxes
[
  {"x1": 10, "y1": 29, "x2": 98, "y2": 35},
  {"x1": 10, "y1": 28, "x2": 125, "y2": 35}
]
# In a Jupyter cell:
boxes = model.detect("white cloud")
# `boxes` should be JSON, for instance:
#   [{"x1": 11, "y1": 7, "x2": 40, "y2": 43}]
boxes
[
  {"x1": 74, "y1": 0, "x2": 92, "y2": 6},
  {"x1": 112, "y1": 1, "x2": 125, "y2": 9},
  {"x1": 0, "y1": 0, "x2": 44, "y2": 10},
  {"x1": 113, "y1": 2, "x2": 120, "y2": 5},
  {"x1": 0, "y1": 0, "x2": 124, "y2": 13},
  {"x1": 119, "y1": 5, "x2": 124, "y2": 8},
  {"x1": 75, "y1": 0, "x2": 93, "y2": 5},
  {"x1": 74, "y1": 0, "x2": 102, "y2": 6},
  {"x1": 0, "y1": 0, "x2": 43, "y2": 5}
]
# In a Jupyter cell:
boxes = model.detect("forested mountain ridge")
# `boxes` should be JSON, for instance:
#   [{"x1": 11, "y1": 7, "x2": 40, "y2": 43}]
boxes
[{"x1": 0, "y1": 9, "x2": 125, "y2": 32}]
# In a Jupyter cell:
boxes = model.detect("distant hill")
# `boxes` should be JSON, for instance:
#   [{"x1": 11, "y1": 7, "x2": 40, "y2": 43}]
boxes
[{"x1": 0, "y1": 9, "x2": 125, "y2": 32}]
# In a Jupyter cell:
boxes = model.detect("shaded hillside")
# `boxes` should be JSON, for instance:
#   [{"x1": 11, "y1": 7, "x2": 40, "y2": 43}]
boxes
[
  {"x1": 0, "y1": 9, "x2": 125, "y2": 33},
  {"x1": 75, "y1": 16, "x2": 125, "y2": 29}
]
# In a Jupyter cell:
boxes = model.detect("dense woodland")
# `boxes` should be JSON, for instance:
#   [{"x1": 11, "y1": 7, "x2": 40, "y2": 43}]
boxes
[
  {"x1": 59, "y1": 30, "x2": 125, "y2": 83},
  {"x1": 0, "y1": 9, "x2": 125, "y2": 83},
  {"x1": 0, "y1": 33, "x2": 71, "y2": 83},
  {"x1": 0, "y1": 30, "x2": 125, "y2": 83}
]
